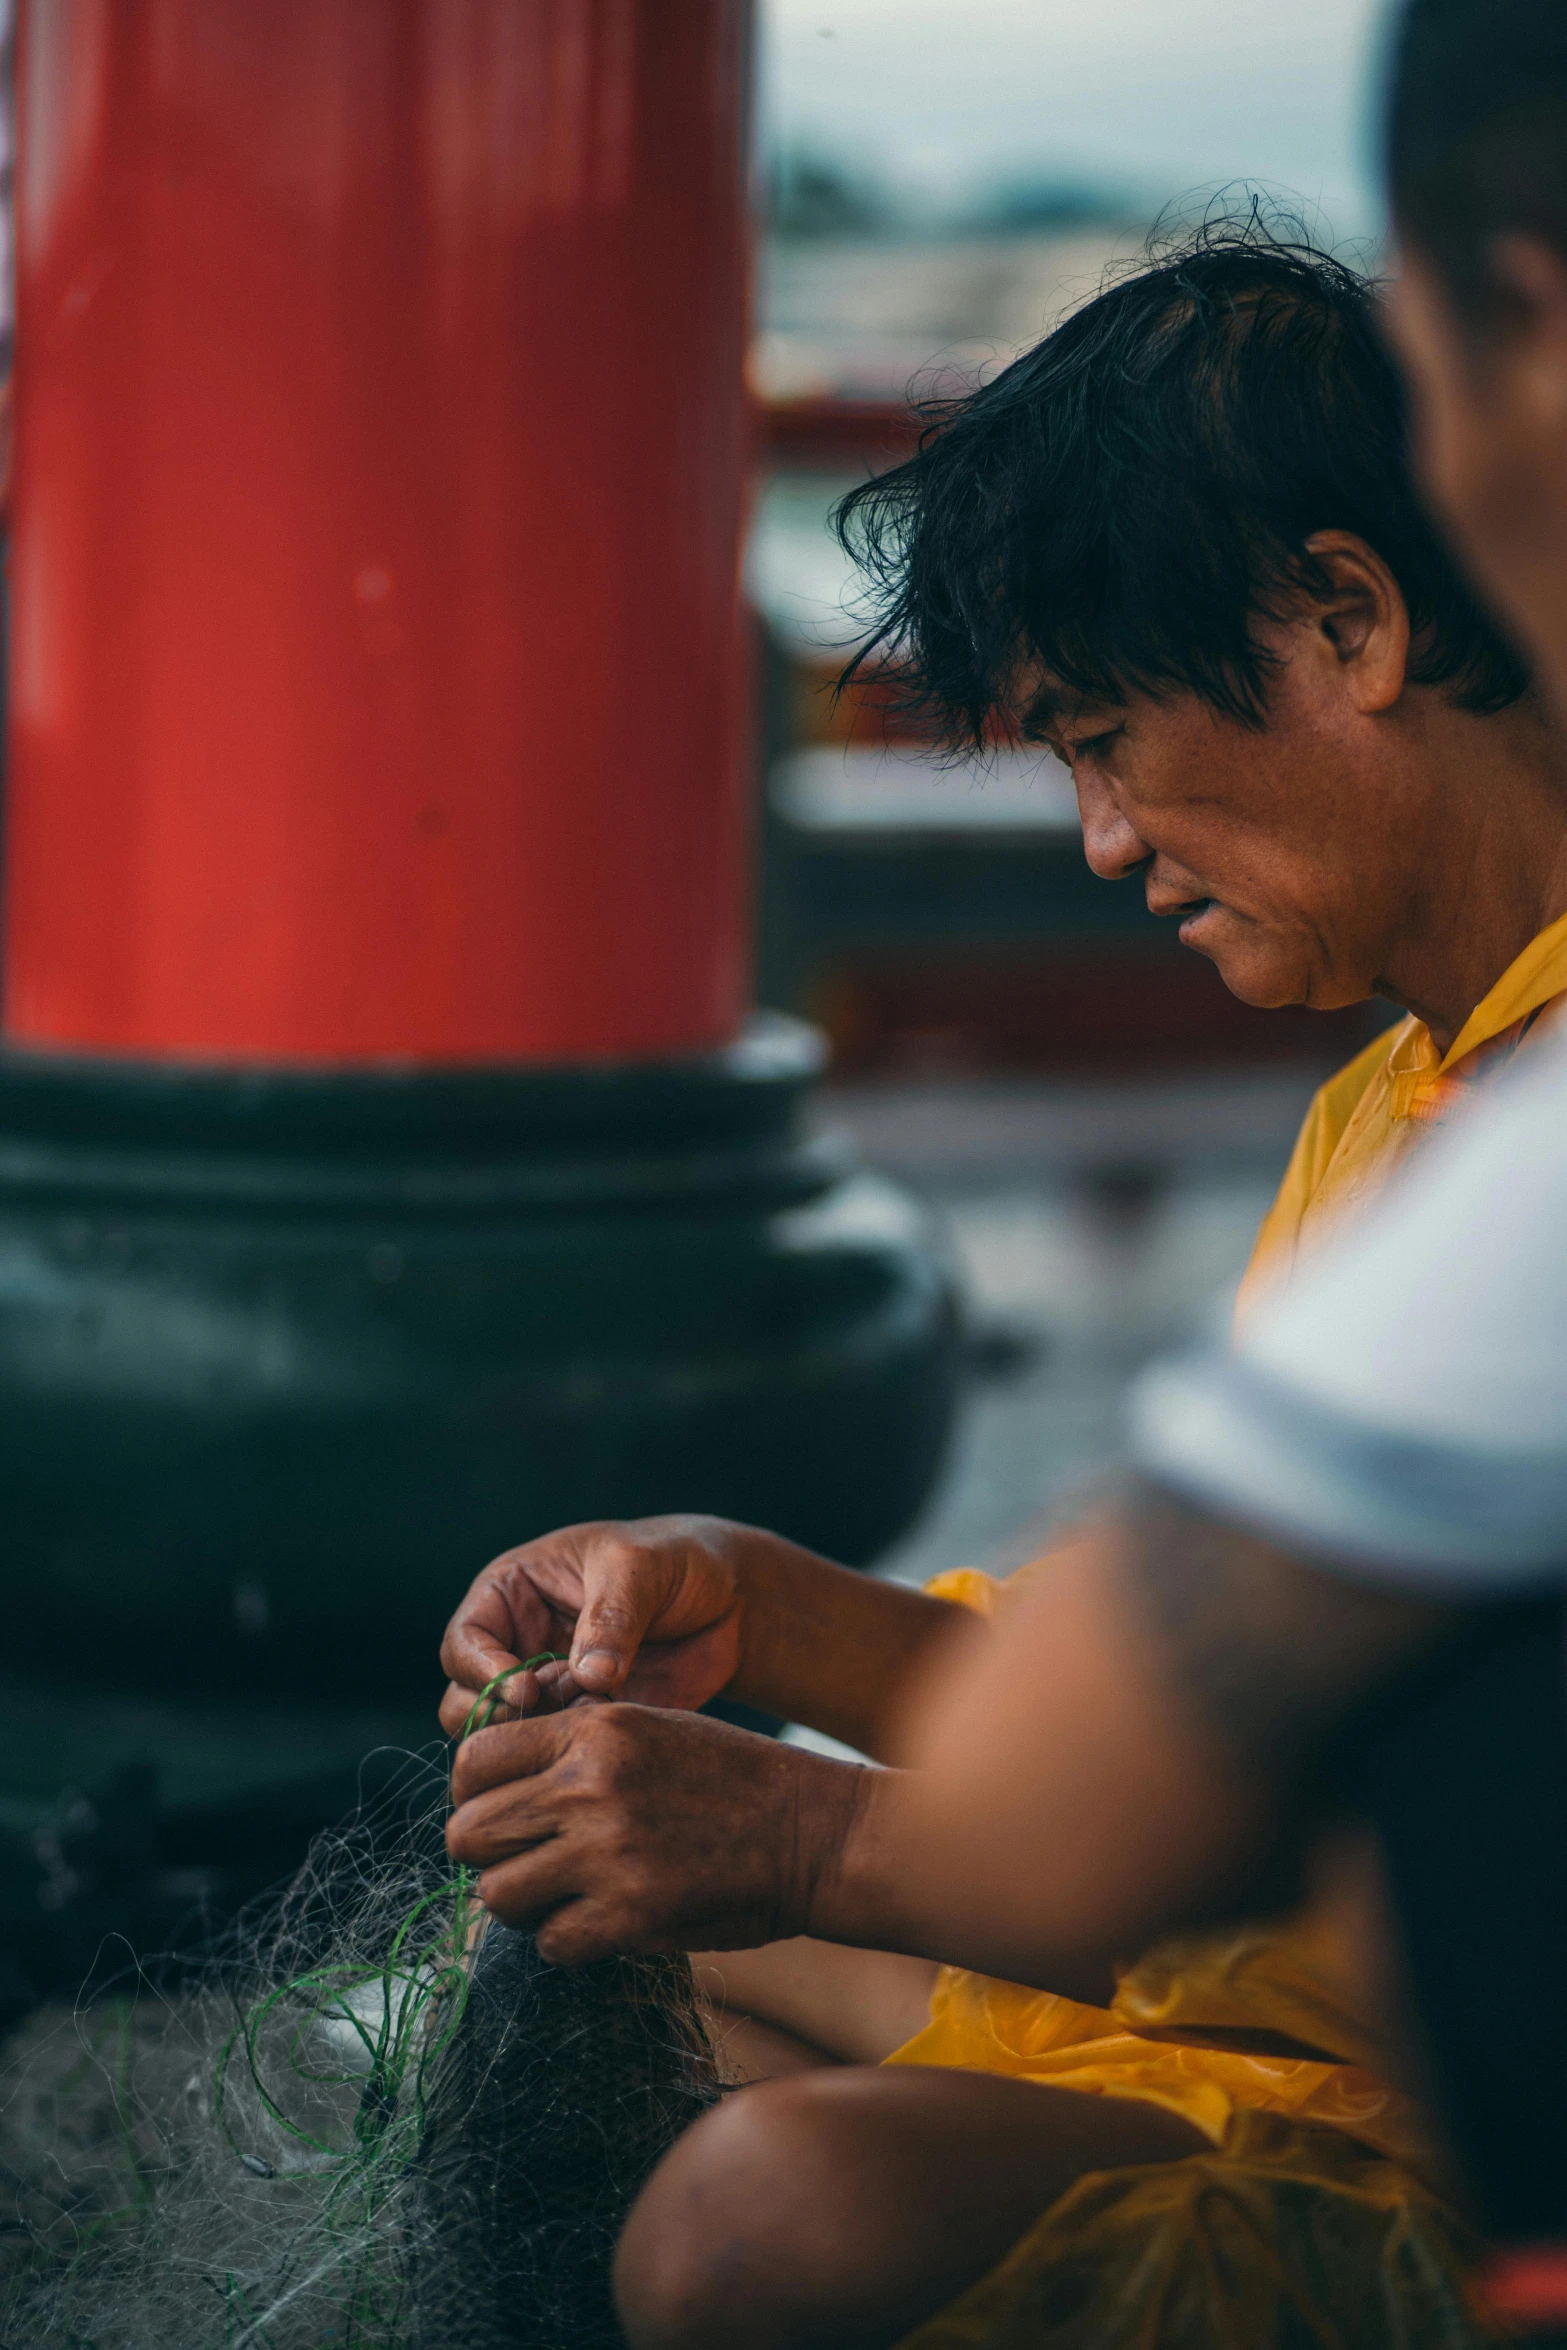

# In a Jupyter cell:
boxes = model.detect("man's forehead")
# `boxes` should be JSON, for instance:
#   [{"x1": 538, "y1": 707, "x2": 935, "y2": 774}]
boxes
[{"x1": 1013, "y1": 669, "x2": 1124, "y2": 738}]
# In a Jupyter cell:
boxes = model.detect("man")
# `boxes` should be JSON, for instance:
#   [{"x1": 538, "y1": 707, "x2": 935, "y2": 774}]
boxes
[
  {"x1": 1386, "y1": 0, "x2": 1567, "y2": 723},
  {"x1": 444, "y1": 228, "x2": 1567, "y2": 2348}
]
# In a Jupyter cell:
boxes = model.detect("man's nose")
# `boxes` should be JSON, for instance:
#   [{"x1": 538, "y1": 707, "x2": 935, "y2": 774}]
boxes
[{"x1": 1075, "y1": 772, "x2": 1150, "y2": 882}]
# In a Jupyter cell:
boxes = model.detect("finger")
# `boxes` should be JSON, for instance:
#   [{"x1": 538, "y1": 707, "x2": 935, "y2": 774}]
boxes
[
  {"x1": 447, "y1": 1781, "x2": 559, "y2": 1870},
  {"x1": 532, "y1": 1657, "x2": 584, "y2": 1712},
  {"x1": 531, "y1": 1902, "x2": 613, "y2": 1966},
  {"x1": 526, "y1": 1888, "x2": 682, "y2": 1966},
  {"x1": 439, "y1": 1671, "x2": 528, "y2": 1738},
  {"x1": 567, "y1": 1544, "x2": 671, "y2": 1695},
  {"x1": 616, "y1": 1616, "x2": 743, "y2": 1713},
  {"x1": 439, "y1": 1555, "x2": 558, "y2": 1693},
  {"x1": 533, "y1": 1897, "x2": 649, "y2": 1967},
  {"x1": 474, "y1": 1857, "x2": 675, "y2": 1965},
  {"x1": 439, "y1": 1621, "x2": 523, "y2": 1709},
  {"x1": 448, "y1": 1711, "x2": 577, "y2": 1806},
  {"x1": 439, "y1": 1680, "x2": 483, "y2": 1739},
  {"x1": 446, "y1": 1665, "x2": 568, "y2": 1741},
  {"x1": 473, "y1": 1844, "x2": 583, "y2": 1934}
]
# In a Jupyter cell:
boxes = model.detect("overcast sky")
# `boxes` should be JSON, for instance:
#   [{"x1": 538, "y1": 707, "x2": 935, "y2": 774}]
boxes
[{"x1": 759, "y1": 0, "x2": 1400, "y2": 238}]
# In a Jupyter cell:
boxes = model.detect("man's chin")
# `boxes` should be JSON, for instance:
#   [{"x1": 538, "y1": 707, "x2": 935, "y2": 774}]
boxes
[{"x1": 1183, "y1": 930, "x2": 1303, "y2": 1012}]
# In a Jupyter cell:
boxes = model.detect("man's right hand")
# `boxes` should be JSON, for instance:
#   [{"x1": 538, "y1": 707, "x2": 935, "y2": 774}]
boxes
[{"x1": 437, "y1": 1514, "x2": 751, "y2": 1738}]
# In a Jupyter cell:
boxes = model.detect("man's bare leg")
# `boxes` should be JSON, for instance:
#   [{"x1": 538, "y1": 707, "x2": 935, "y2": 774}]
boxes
[
  {"x1": 690, "y1": 1938, "x2": 940, "y2": 2078},
  {"x1": 615, "y1": 2064, "x2": 1206, "y2": 2350}
]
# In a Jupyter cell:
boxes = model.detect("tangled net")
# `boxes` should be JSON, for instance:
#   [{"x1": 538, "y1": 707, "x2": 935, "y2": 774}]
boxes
[{"x1": 0, "y1": 1738, "x2": 727, "y2": 2349}]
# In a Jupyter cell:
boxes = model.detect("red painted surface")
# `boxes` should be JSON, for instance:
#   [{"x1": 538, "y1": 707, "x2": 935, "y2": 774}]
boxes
[{"x1": 7, "y1": 0, "x2": 753, "y2": 1063}]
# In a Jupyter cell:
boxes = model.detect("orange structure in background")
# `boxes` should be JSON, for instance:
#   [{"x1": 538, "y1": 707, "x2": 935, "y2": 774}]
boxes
[{"x1": 8, "y1": 0, "x2": 751, "y2": 1063}]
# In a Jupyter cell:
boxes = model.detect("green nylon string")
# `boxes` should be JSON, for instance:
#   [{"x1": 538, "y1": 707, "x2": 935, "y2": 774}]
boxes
[
  {"x1": 212, "y1": 1644, "x2": 573, "y2": 2345},
  {"x1": 459, "y1": 1651, "x2": 568, "y2": 1742}
]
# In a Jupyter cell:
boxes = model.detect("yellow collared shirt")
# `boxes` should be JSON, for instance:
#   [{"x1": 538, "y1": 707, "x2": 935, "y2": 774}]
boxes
[{"x1": 1238, "y1": 906, "x2": 1567, "y2": 1314}]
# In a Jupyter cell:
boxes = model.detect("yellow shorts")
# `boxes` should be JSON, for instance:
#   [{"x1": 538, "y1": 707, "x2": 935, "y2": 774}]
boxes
[{"x1": 893, "y1": 2106, "x2": 1490, "y2": 2350}]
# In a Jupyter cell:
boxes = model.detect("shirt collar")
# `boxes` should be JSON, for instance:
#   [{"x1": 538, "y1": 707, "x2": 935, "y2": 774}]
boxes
[
  {"x1": 1437, "y1": 904, "x2": 1567, "y2": 1072},
  {"x1": 1383, "y1": 906, "x2": 1567, "y2": 1118}
]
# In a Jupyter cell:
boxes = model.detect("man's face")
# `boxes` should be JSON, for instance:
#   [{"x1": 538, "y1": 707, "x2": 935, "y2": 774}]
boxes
[
  {"x1": 1021, "y1": 635, "x2": 1427, "y2": 1013},
  {"x1": 1389, "y1": 246, "x2": 1567, "y2": 713}
]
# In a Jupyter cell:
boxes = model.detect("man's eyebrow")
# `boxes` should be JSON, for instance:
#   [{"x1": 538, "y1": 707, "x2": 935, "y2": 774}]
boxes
[{"x1": 1017, "y1": 685, "x2": 1125, "y2": 745}]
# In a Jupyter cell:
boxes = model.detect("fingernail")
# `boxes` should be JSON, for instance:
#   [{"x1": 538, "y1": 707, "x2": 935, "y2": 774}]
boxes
[{"x1": 576, "y1": 1648, "x2": 618, "y2": 1684}]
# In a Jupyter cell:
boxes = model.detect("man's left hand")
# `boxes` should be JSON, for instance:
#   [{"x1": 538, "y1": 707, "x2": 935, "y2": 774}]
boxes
[{"x1": 445, "y1": 1705, "x2": 872, "y2": 1965}]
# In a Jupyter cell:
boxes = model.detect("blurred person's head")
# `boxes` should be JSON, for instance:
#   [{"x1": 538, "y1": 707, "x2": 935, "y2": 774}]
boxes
[
  {"x1": 1386, "y1": 1, "x2": 1567, "y2": 709},
  {"x1": 837, "y1": 224, "x2": 1558, "y2": 1043}
]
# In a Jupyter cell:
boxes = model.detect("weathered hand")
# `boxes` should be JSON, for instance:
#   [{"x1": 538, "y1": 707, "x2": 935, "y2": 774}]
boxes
[
  {"x1": 437, "y1": 1515, "x2": 748, "y2": 1737},
  {"x1": 445, "y1": 1704, "x2": 871, "y2": 1964}
]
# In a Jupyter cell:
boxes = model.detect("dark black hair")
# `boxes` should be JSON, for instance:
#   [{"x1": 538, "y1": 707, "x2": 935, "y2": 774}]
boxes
[
  {"x1": 1389, "y1": 0, "x2": 1567, "y2": 324},
  {"x1": 834, "y1": 215, "x2": 1528, "y2": 745}
]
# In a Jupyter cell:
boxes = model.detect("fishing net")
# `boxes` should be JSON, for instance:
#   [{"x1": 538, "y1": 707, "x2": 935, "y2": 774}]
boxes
[{"x1": 0, "y1": 1749, "x2": 727, "y2": 2349}]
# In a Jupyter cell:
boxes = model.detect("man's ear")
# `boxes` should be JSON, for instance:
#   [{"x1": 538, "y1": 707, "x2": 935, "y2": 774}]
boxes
[{"x1": 1300, "y1": 530, "x2": 1411, "y2": 715}]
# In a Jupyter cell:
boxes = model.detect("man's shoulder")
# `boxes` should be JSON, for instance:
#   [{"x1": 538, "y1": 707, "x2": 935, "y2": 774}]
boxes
[{"x1": 1238, "y1": 1021, "x2": 1409, "y2": 1310}]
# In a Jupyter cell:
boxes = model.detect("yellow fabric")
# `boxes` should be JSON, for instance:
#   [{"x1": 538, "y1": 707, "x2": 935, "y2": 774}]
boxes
[
  {"x1": 893, "y1": 2109, "x2": 1493, "y2": 2350},
  {"x1": 887, "y1": 1968, "x2": 1425, "y2": 2176},
  {"x1": 883, "y1": 915, "x2": 1567, "y2": 2349},
  {"x1": 1237, "y1": 905, "x2": 1567, "y2": 1313}
]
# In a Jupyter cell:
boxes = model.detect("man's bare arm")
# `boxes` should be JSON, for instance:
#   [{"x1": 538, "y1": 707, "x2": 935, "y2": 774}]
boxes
[
  {"x1": 445, "y1": 1490, "x2": 1456, "y2": 1986},
  {"x1": 730, "y1": 1533, "x2": 977, "y2": 1757},
  {"x1": 869, "y1": 1490, "x2": 1457, "y2": 1981},
  {"x1": 438, "y1": 1514, "x2": 970, "y2": 1761},
  {"x1": 1112, "y1": 1487, "x2": 1453, "y2": 1771}
]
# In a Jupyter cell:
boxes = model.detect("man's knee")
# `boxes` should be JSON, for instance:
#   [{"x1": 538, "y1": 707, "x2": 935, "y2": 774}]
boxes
[
  {"x1": 614, "y1": 2060, "x2": 1207, "y2": 2350},
  {"x1": 614, "y1": 2073, "x2": 874, "y2": 2350}
]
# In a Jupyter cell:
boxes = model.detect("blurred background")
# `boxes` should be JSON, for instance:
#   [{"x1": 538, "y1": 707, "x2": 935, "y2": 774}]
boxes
[{"x1": 750, "y1": 0, "x2": 1397, "y2": 1597}]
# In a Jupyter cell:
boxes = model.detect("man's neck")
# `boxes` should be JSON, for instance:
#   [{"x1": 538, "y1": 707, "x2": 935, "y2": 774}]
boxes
[{"x1": 1374, "y1": 708, "x2": 1567, "y2": 1056}]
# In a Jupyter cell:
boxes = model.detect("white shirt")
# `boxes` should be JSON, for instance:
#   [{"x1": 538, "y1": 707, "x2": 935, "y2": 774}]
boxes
[{"x1": 1130, "y1": 1033, "x2": 1567, "y2": 1590}]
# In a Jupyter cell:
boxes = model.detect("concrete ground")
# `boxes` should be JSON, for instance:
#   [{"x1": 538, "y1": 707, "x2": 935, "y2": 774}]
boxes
[{"x1": 813, "y1": 1064, "x2": 1327, "y2": 1590}]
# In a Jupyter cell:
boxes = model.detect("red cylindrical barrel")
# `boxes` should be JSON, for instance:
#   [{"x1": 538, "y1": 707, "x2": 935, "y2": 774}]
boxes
[{"x1": 7, "y1": 0, "x2": 752, "y2": 1063}]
